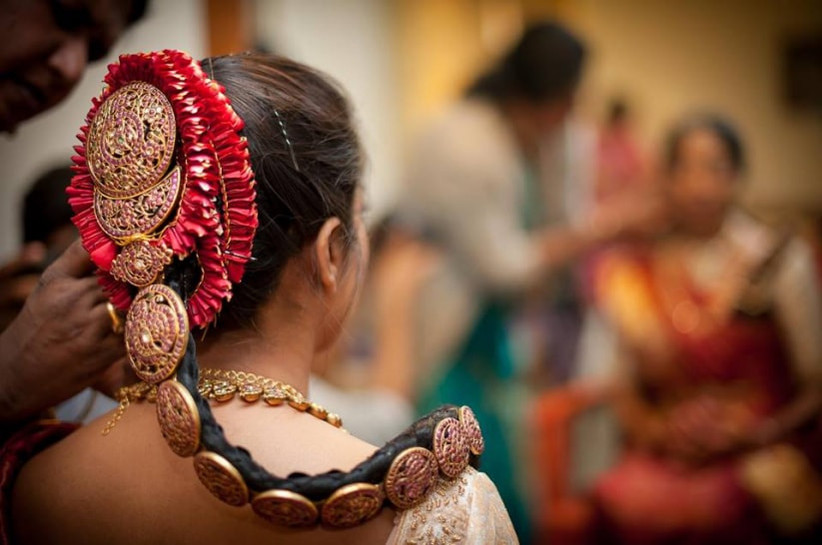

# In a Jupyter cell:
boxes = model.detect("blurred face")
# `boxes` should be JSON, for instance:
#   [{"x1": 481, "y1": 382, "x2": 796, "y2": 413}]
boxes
[
  {"x1": 667, "y1": 129, "x2": 738, "y2": 237},
  {"x1": 0, "y1": 0, "x2": 133, "y2": 132},
  {"x1": 532, "y1": 94, "x2": 574, "y2": 136}
]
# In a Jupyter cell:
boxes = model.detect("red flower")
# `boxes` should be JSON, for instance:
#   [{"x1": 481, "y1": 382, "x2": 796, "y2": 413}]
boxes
[{"x1": 68, "y1": 50, "x2": 258, "y2": 328}]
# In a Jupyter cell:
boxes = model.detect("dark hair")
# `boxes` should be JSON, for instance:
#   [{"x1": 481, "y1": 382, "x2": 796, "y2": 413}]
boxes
[
  {"x1": 467, "y1": 21, "x2": 586, "y2": 103},
  {"x1": 665, "y1": 114, "x2": 745, "y2": 172},
  {"x1": 607, "y1": 97, "x2": 628, "y2": 125},
  {"x1": 22, "y1": 166, "x2": 75, "y2": 244},
  {"x1": 206, "y1": 53, "x2": 363, "y2": 329},
  {"x1": 127, "y1": 0, "x2": 149, "y2": 24}
]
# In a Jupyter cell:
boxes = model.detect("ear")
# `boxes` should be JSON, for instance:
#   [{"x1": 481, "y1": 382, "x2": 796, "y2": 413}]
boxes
[{"x1": 314, "y1": 217, "x2": 344, "y2": 294}]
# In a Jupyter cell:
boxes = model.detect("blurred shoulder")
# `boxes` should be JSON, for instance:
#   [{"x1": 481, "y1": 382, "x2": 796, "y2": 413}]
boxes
[{"x1": 412, "y1": 98, "x2": 518, "y2": 173}]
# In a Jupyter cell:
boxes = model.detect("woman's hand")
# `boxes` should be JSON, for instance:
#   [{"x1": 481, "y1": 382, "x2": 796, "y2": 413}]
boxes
[{"x1": 663, "y1": 397, "x2": 755, "y2": 464}]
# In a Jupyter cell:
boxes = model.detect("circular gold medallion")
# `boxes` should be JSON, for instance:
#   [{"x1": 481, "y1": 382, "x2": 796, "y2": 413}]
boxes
[
  {"x1": 384, "y1": 447, "x2": 438, "y2": 509},
  {"x1": 193, "y1": 451, "x2": 248, "y2": 507},
  {"x1": 88, "y1": 81, "x2": 177, "y2": 199},
  {"x1": 156, "y1": 380, "x2": 200, "y2": 457},
  {"x1": 252, "y1": 489, "x2": 318, "y2": 527},
  {"x1": 110, "y1": 239, "x2": 174, "y2": 287},
  {"x1": 433, "y1": 417, "x2": 470, "y2": 479},
  {"x1": 321, "y1": 483, "x2": 384, "y2": 528},
  {"x1": 95, "y1": 167, "x2": 183, "y2": 243},
  {"x1": 125, "y1": 284, "x2": 189, "y2": 384},
  {"x1": 459, "y1": 406, "x2": 485, "y2": 456}
]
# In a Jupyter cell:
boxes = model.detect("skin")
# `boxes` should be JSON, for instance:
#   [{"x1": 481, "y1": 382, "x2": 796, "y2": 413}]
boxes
[
  {"x1": 667, "y1": 128, "x2": 737, "y2": 238},
  {"x1": 0, "y1": 0, "x2": 133, "y2": 132},
  {"x1": 0, "y1": 240, "x2": 125, "y2": 423},
  {"x1": 12, "y1": 199, "x2": 399, "y2": 544},
  {"x1": 615, "y1": 128, "x2": 822, "y2": 464}
]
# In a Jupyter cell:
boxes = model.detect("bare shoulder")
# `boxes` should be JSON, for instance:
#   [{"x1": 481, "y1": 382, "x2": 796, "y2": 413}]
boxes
[
  {"x1": 11, "y1": 413, "x2": 144, "y2": 544},
  {"x1": 12, "y1": 404, "x2": 397, "y2": 545}
]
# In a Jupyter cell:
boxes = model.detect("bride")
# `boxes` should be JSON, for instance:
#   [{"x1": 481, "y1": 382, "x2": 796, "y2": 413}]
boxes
[{"x1": 9, "y1": 51, "x2": 516, "y2": 544}]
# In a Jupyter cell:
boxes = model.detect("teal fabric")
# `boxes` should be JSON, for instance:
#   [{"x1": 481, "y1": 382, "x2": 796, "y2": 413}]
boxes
[{"x1": 418, "y1": 302, "x2": 532, "y2": 544}]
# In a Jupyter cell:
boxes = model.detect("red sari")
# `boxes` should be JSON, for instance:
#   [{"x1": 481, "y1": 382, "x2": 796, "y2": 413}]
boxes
[
  {"x1": 592, "y1": 247, "x2": 822, "y2": 545},
  {"x1": 0, "y1": 420, "x2": 77, "y2": 544}
]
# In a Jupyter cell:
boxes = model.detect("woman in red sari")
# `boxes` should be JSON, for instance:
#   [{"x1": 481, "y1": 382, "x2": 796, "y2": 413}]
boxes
[{"x1": 591, "y1": 116, "x2": 822, "y2": 544}]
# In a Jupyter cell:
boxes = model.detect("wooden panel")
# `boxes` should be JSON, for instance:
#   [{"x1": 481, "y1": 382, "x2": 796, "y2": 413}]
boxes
[{"x1": 206, "y1": 0, "x2": 252, "y2": 56}]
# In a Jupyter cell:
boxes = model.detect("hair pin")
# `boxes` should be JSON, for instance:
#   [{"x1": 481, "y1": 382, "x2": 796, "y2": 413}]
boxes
[{"x1": 272, "y1": 108, "x2": 300, "y2": 173}]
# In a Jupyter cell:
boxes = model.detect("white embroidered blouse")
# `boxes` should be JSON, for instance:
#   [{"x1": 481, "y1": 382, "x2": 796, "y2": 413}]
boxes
[{"x1": 386, "y1": 467, "x2": 519, "y2": 544}]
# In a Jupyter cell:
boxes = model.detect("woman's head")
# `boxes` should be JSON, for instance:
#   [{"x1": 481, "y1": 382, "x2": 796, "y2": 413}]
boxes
[
  {"x1": 208, "y1": 54, "x2": 366, "y2": 346},
  {"x1": 664, "y1": 115, "x2": 744, "y2": 237}
]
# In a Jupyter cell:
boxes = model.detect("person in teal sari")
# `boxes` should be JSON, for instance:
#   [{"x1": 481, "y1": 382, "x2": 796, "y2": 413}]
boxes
[{"x1": 403, "y1": 22, "x2": 659, "y2": 543}]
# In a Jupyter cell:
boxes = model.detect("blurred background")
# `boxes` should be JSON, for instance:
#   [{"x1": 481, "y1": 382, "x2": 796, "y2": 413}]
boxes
[
  {"x1": 1, "y1": 1, "x2": 821, "y2": 544},
  {"x1": 2, "y1": 0, "x2": 820, "y2": 252}
]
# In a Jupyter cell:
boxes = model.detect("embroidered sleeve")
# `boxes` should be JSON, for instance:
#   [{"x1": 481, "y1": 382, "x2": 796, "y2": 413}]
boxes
[{"x1": 385, "y1": 466, "x2": 518, "y2": 544}]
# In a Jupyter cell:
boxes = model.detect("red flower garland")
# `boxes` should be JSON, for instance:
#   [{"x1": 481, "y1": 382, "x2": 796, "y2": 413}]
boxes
[{"x1": 68, "y1": 50, "x2": 258, "y2": 328}]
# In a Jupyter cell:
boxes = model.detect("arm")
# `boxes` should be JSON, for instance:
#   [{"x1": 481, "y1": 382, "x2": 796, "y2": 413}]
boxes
[
  {"x1": 611, "y1": 359, "x2": 668, "y2": 453},
  {"x1": 409, "y1": 148, "x2": 632, "y2": 295},
  {"x1": 370, "y1": 234, "x2": 440, "y2": 400},
  {"x1": 0, "y1": 241, "x2": 125, "y2": 425}
]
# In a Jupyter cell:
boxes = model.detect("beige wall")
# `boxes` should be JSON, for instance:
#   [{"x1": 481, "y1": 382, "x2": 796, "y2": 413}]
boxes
[
  {"x1": 567, "y1": 0, "x2": 822, "y2": 213},
  {"x1": 253, "y1": 0, "x2": 403, "y2": 222},
  {"x1": 394, "y1": 0, "x2": 822, "y2": 214}
]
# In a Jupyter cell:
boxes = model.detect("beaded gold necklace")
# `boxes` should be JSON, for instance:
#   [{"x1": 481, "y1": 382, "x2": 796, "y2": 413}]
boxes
[{"x1": 106, "y1": 368, "x2": 342, "y2": 435}]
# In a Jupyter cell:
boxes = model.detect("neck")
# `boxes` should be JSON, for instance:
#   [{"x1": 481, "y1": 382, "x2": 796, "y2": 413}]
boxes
[{"x1": 196, "y1": 317, "x2": 315, "y2": 395}]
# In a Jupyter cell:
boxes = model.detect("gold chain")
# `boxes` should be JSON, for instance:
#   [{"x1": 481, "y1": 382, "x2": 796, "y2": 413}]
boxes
[
  {"x1": 103, "y1": 369, "x2": 342, "y2": 436},
  {"x1": 198, "y1": 368, "x2": 342, "y2": 428}
]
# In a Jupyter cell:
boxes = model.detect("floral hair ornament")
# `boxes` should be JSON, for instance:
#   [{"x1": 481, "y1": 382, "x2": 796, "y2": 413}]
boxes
[{"x1": 69, "y1": 50, "x2": 257, "y2": 382}]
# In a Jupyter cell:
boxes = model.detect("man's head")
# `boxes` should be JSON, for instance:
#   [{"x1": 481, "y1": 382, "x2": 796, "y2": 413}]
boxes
[
  {"x1": 0, "y1": 0, "x2": 147, "y2": 132},
  {"x1": 468, "y1": 21, "x2": 587, "y2": 142}
]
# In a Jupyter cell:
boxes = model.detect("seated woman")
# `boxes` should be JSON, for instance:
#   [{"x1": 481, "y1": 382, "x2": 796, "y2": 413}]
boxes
[
  {"x1": 591, "y1": 116, "x2": 822, "y2": 544},
  {"x1": 7, "y1": 51, "x2": 516, "y2": 544}
]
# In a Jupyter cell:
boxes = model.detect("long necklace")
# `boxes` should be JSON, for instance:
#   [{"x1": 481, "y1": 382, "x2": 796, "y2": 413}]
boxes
[{"x1": 104, "y1": 368, "x2": 342, "y2": 435}]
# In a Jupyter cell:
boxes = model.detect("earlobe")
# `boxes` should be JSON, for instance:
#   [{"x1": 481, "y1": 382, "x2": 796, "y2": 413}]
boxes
[{"x1": 315, "y1": 217, "x2": 343, "y2": 293}]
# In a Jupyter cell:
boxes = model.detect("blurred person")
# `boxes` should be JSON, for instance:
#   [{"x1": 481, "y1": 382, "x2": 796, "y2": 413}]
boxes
[
  {"x1": 0, "y1": 0, "x2": 147, "y2": 133},
  {"x1": 0, "y1": 0, "x2": 147, "y2": 430},
  {"x1": 402, "y1": 21, "x2": 660, "y2": 542},
  {"x1": 9, "y1": 50, "x2": 516, "y2": 544},
  {"x1": 0, "y1": 165, "x2": 76, "y2": 331},
  {"x1": 594, "y1": 97, "x2": 648, "y2": 204},
  {"x1": 591, "y1": 115, "x2": 822, "y2": 544}
]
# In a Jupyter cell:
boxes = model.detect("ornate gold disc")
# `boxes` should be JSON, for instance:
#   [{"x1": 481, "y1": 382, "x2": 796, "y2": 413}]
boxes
[
  {"x1": 459, "y1": 406, "x2": 485, "y2": 456},
  {"x1": 251, "y1": 489, "x2": 318, "y2": 527},
  {"x1": 433, "y1": 417, "x2": 470, "y2": 479},
  {"x1": 125, "y1": 284, "x2": 189, "y2": 384},
  {"x1": 321, "y1": 483, "x2": 384, "y2": 528},
  {"x1": 94, "y1": 167, "x2": 183, "y2": 243},
  {"x1": 384, "y1": 447, "x2": 439, "y2": 510},
  {"x1": 111, "y1": 239, "x2": 174, "y2": 287},
  {"x1": 156, "y1": 380, "x2": 200, "y2": 457},
  {"x1": 87, "y1": 81, "x2": 177, "y2": 199},
  {"x1": 193, "y1": 451, "x2": 249, "y2": 507}
]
